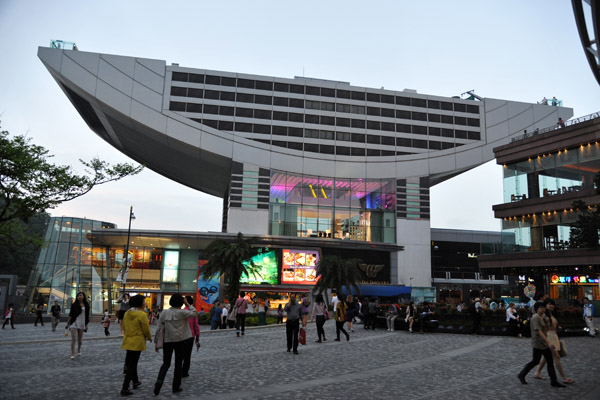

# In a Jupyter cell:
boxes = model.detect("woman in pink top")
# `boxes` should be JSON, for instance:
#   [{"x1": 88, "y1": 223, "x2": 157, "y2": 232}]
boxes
[
  {"x1": 234, "y1": 291, "x2": 248, "y2": 337},
  {"x1": 182, "y1": 296, "x2": 200, "y2": 378}
]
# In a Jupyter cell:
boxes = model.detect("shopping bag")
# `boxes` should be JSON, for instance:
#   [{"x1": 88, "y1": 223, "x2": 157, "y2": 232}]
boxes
[{"x1": 299, "y1": 327, "x2": 306, "y2": 345}]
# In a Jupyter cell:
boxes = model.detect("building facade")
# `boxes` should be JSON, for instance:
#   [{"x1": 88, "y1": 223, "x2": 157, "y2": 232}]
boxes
[
  {"x1": 38, "y1": 44, "x2": 572, "y2": 289},
  {"x1": 479, "y1": 113, "x2": 600, "y2": 300}
]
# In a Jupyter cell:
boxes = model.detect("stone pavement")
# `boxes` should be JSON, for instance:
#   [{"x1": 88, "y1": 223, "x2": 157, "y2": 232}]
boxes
[{"x1": 0, "y1": 321, "x2": 599, "y2": 399}]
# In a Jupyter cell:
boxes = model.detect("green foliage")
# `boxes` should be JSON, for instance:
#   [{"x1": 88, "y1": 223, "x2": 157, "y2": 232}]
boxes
[
  {"x1": 0, "y1": 126, "x2": 144, "y2": 249},
  {"x1": 311, "y1": 255, "x2": 362, "y2": 298},
  {"x1": 569, "y1": 198, "x2": 600, "y2": 249},
  {"x1": 199, "y1": 232, "x2": 261, "y2": 306}
]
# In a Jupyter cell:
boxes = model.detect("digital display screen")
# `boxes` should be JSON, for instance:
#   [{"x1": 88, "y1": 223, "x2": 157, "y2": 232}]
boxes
[
  {"x1": 162, "y1": 250, "x2": 179, "y2": 283},
  {"x1": 239, "y1": 250, "x2": 278, "y2": 285},
  {"x1": 282, "y1": 249, "x2": 319, "y2": 285}
]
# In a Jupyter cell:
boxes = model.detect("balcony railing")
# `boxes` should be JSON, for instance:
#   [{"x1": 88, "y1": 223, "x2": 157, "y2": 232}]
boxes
[
  {"x1": 50, "y1": 40, "x2": 78, "y2": 50},
  {"x1": 510, "y1": 109, "x2": 600, "y2": 143}
]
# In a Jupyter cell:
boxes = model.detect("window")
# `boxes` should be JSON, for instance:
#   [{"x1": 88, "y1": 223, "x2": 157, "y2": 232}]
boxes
[
  {"x1": 454, "y1": 116, "x2": 467, "y2": 126},
  {"x1": 351, "y1": 133, "x2": 365, "y2": 143},
  {"x1": 396, "y1": 110, "x2": 411, "y2": 120},
  {"x1": 288, "y1": 127, "x2": 303, "y2": 137},
  {"x1": 306, "y1": 86, "x2": 320, "y2": 96},
  {"x1": 396, "y1": 96, "x2": 411, "y2": 106},
  {"x1": 273, "y1": 140, "x2": 286, "y2": 147},
  {"x1": 220, "y1": 91, "x2": 235, "y2": 101},
  {"x1": 351, "y1": 119, "x2": 365, "y2": 129},
  {"x1": 381, "y1": 94, "x2": 394, "y2": 104},
  {"x1": 336, "y1": 146, "x2": 351, "y2": 155},
  {"x1": 186, "y1": 103, "x2": 203, "y2": 113},
  {"x1": 337, "y1": 89, "x2": 351, "y2": 99},
  {"x1": 367, "y1": 93, "x2": 380, "y2": 102},
  {"x1": 219, "y1": 121, "x2": 233, "y2": 131},
  {"x1": 169, "y1": 102, "x2": 185, "y2": 111},
  {"x1": 337, "y1": 117, "x2": 350, "y2": 127},
  {"x1": 189, "y1": 73, "x2": 204, "y2": 84},
  {"x1": 367, "y1": 107, "x2": 381, "y2": 116},
  {"x1": 305, "y1": 114, "x2": 319, "y2": 124},
  {"x1": 337, "y1": 103, "x2": 351, "y2": 113},
  {"x1": 320, "y1": 130, "x2": 334, "y2": 140},
  {"x1": 320, "y1": 144, "x2": 335, "y2": 154},
  {"x1": 412, "y1": 112, "x2": 427, "y2": 121},
  {"x1": 466, "y1": 104, "x2": 479, "y2": 114},
  {"x1": 429, "y1": 127, "x2": 441, "y2": 136},
  {"x1": 235, "y1": 122, "x2": 252, "y2": 132},
  {"x1": 182, "y1": 89, "x2": 201, "y2": 100},
  {"x1": 336, "y1": 132, "x2": 351, "y2": 141},
  {"x1": 221, "y1": 77, "x2": 236, "y2": 87},
  {"x1": 321, "y1": 102, "x2": 335, "y2": 111},
  {"x1": 428, "y1": 100, "x2": 440, "y2": 109},
  {"x1": 367, "y1": 135, "x2": 380, "y2": 144},
  {"x1": 381, "y1": 150, "x2": 395, "y2": 156},
  {"x1": 304, "y1": 143, "x2": 319, "y2": 153},
  {"x1": 413, "y1": 139, "x2": 428, "y2": 148},
  {"x1": 253, "y1": 124, "x2": 271, "y2": 134},
  {"x1": 254, "y1": 109, "x2": 272, "y2": 119},
  {"x1": 205, "y1": 75, "x2": 220, "y2": 85},
  {"x1": 413, "y1": 125, "x2": 427, "y2": 135},
  {"x1": 274, "y1": 97, "x2": 288, "y2": 106},
  {"x1": 237, "y1": 93, "x2": 254, "y2": 103},
  {"x1": 428, "y1": 113, "x2": 441, "y2": 123},
  {"x1": 273, "y1": 111, "x2": 288, "y2": 121},
  {"x1": 442, "y1": 142, "x2": 454, "y2": 149},
  {"x1": 172, "y1": 72, "x2": 188, "y2": 82},
  {"x1": 467, "y1": 118, "x2": 480, "y2": 127},
  {"x1": 255, "y1": 80, "x2": 273, "y2": 91},
  {"x1": 440, "y1": 102, "x2": 453, "y2": 110},
  {"x1": 255, "y1": 95, "x2": 272, "y2": 105},
  {"x1": 203, "y1": 104, "x2": 218, "y2": 114},
  {"x1": 381, "y1": 108, "x2": 395, "y2": 118},
  {"x1": 396, "y1": 123, "x2": 411, "y2": 133},
  {"x1": 397, "y1": 137, "x2": 411, "y2": 147},
  {"x1": 441, "y1": 115, "x2": 453, "y2": 124},
  {"x1": 289, "y1": 98, "x2": 304, "y2": 108},
  {"x1": 321, "y1": 88, "x2": 335, "y2": 97},
  {"x1": 381, "y1": 136, "x2": 395, "y2": 145},
  {"x1": 367, "y1": 121, "x2": 381, "y2": 130},
  {"x1": 454, "y1": 129, "x2": 468, "y2": 139},
  {"x1": 306, "y1": 100, "x2": 320, "y2": 110},
  {"x1": 274, "y1": 82, "x2": 289, "y2": 92},
  {"x1": 468, "y1": 131, "x2": 481, "y2": 140},
  {"x1": 305, "y1": 129, "x2": 319, "y2": 138},
  {"x1": 442, "y1": 128, "x2": 454, "y2": 138},
  {"x1": 219, "y1": 106, "x2": 234, "y2": 116},
  {"x1": 238, "y1": 79, "x2": 254, "y2": 89},
  {"x1": 288, "y1": 142, "x2": 303, "y2": 150},
  {"x1": 454, "y1": 103, "x2": 466, "y2": 113},
  {"x1": 367, "y1": 149, "x2": 381, "y2": 156},
  {"x1": 428, "y1": 140, "x2": 442, "y2": 150},
  {"x1": 170, "y1": 86, "x2": 187, "y2": 96},
  {"x1": 351, "y1": 91, "x2": 365, "y2": 100},
  {"x1": 321, "y1": 116, "x2": 335, "y2": 126},
  {"x1": 381, "y1": 122, "x2": 395, "y2": 132},
  {"x1": 273, "y1": 126, "x2": 287, "y2": 136},
  {"x1": 351, "y1": 105, "x2": 365, "y2": 114},
  {"x1": 204, "y1": 90, "x2": 219, "y2": 100},
  {"x1": 351, "y1": 147, "x2": 365, "y2": 156},
  {"x1": 290, "y1": 84, "x2": 304, "y2": 94},
  {"x1": 203, "y1": 119, "x2": 218, "y2": 129},
  {"x1": 412, "y1": 98, "x2": 426, "y2": 108},
  {"x1": 236, "y1": 107, "x2": 253, "y2": 118}
]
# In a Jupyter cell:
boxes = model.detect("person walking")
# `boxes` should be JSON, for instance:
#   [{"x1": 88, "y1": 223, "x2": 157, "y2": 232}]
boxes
[
  {"x1": 361, "y1": 297, "x2": 370, "y2": 329},
  {"x1": 583, "y1": 297, "x2": 595, "y2": 337},
  {"x1": 334, "y1": 296, "x2": 350, "y2": 342},
  {"x1": 311, "y1": 294, "x2": 327, "y2": 343},
  {"x1": 300, "y1": 294, "x2": 310, "y2": 328},
  {"x1": 277, "y1": 304, "x2": 284, "y2": 324},
  {"x1": 284, "y1": 293, "x2": 302, "y2": 354},
  {"x1": 50, "y1": 301, "x2": 61, "y2": 332},
  {"x1": 221, "y1": 304, "x2": 228, "y2": 329},
  {"x1": 210, "y1": 301, "x2": 221, "y2": 330},
  {"x1": 34, "y1": 301, "x2": 44, "y2": 326},
  {"x1": 386, "y1": 303, "x2": 398, "y2": 332},
  {"x1": 345, "y1": 295, "x2": 355, "y2": 332},
  {"x1": 234, "y1": 292, "x2": 248, "y2": 337},
  {"x1": 182, "y1": 296, "x2": 200, "y2": 378},
  {"x1": 2, "y1": 303, "x2": 15, "y2": 329},
  {"x1": 367, "y1": 297, "x2": 378, "y2": 330},
  {"x1": 153, "y1": 294, "x2": 199, "y2": 395},
  {"x1": 65, "y1": 292, "x2": 90, "y2": 359},
  {"x1": 120, "y1": 295, "x2": 152, "y2": 396},
  {"x1": 517, "y1": 301, "x2": 565, "y2": 388},
  {"x1": 405, "y1": 301, "x2": 416, "y2": 333},
  {"x1": 102, "y1": 312, "x2": 112, "y2": 336},
  {"x1": 534, "y1": 300, "x2": 575, "y2": 384},
  {"x1": 117, "y1": 293, "x2": 131, "y2": 336}
]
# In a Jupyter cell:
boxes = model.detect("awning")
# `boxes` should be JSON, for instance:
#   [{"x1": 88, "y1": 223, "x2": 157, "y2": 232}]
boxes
[{"x1": 343, "y1": 285, "x2": 411, "y2": 297}]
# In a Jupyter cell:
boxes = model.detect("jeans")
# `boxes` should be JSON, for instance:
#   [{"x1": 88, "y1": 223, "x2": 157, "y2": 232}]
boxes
[
  {"x1": 519, "y1": 347, "x2": 558, "y2": 383},
  {"x1": 182, "y1": 337, "x2": 194, "y2": 376},
  {"x1": 51, "y1": 316, "x2": 60, "y2": 331},
  {"x1": 386, "y1": 315, "x2": 397, "y2": 331},
  {"x1": 156, "y1": 340, "x2": 186, "y2": 391},
  {"x1": 336, "y1": 320, "x2": 349, "y2": 340},
  {"x1": 585, "y1": 317, "x2": 595, "y2": 336},
  {"x1": 286, "y1": 319, "x2": 299, "y2": 352},
  {"x1": 236, "y1": 314, "x2": 246, "y2": 335},
  {"x1": 122, "y1": 350, "x2": 141, "y2": 390},
  {"x1": 315, "y1": 315, "x2": 326, "y2": 341},
  {"x1": 211, "y1": 319, "x2": 219, "y2": 330}
]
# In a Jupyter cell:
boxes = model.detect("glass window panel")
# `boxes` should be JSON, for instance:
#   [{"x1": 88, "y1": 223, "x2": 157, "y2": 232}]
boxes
[
  {"x1": 334, "y1": 178, "x2": 352, "y2": 208},
  {"x1": 350, "y1": 179, "x2": 367, "y2": 209}
]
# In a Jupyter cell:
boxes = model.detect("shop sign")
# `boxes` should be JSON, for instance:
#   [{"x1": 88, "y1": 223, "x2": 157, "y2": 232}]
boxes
[
  {"x1": 551, "y1": 275, "x2": 600, "y2": 284},
  {"x1": 282, "y1": 249, "x2": 318, "y2": 285}
]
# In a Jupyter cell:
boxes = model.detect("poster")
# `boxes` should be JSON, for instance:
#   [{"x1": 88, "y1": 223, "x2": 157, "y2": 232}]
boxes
[
  {"x1": 196, "y1": 260, "x2": 219, "y2": 313},
  {"x1": 239, "y1": 250, "x2": 278, "y2": 285},
  {"x1": 281, "y1": 249, "x2": 318, "y2": 285}
]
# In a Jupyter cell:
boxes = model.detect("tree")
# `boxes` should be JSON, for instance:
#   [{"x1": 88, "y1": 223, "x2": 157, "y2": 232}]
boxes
[
  {"x1": 312, "y1": 255, "x2": 362, "y2": 300},
  {"x1": 199, "y1": 232, "x2": 262, "y2": 306},
  {"x1": 0, "y1": 126, "x2": 144, "y2": 248},
  {"x1": 569, "y1": 172, "x2": 600, "y2": 249}
]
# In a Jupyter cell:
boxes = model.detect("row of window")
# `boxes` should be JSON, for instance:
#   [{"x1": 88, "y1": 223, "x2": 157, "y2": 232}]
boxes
[
  {"x1": 169, "y1": 101, "x2": 481, "y2": 128},
  {"x1": 197, "y1": 119, "x2": 482, "y2": 141},
  {"x1": 251, "y1": 137, "x2": 461, "y2": 155},
  {"x1": 170, "y1": 73, "x2": 480, "y2": 114}
]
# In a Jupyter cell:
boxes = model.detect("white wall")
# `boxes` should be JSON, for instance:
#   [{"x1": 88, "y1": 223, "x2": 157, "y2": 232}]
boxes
[
  {"x1": 395, "y1": 219, "x2": 431, "y2": 287},
  {"x1": 227, "y1": 209, "x2": 269, "y2": 235}
]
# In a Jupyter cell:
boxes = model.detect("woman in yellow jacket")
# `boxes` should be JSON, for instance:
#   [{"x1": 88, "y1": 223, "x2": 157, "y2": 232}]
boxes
[
  {"x1": 334, "y1": 297, "x2": 350, "y2": 341},
  {"x1": 121, "y1": 295, "x2": 152, "y2": 396}
]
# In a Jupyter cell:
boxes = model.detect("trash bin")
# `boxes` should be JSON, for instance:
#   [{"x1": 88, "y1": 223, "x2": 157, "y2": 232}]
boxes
[{"x1": 258, "y1": 311, "x2": 266, "y2": 326}]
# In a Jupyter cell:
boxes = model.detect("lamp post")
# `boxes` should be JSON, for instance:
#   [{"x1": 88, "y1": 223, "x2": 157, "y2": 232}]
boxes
[{"x1": 121, "y1": 206, "x2": 136, "y2": 295}]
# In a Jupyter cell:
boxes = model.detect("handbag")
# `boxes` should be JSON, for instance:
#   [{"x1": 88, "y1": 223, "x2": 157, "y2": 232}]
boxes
[
  {"x1": 323, "y1": 309, "x2": 329, "y2": 321},
  {"x1": 299, "y1": 327, "x2": 306, "y2": 345},
  {"x1": 558, "y1": 340, "x2": 567, "y2": 357},
  {"x1": 155, "y1": 322, "x2": 165, "y2": 350}
]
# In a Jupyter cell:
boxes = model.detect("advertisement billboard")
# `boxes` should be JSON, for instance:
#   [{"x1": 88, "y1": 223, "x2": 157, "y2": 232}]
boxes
[
  {"x1": 196, "y1": 259, "x2": 219, "y2": 313},
  {"x1": 281, "y1": 249, "x2": 319, "y2": 285},
  {"x1": 239, "y1": 249, "x2": 279, "y2": 285}
]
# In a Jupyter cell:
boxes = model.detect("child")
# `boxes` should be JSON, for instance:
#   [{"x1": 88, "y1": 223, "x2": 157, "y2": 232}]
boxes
[
  {"x1": 102, "y1": 311, "x2": 111, "y2": 336},
  {"x1": 277, "y1": 304, "x2": 284, "y2": 324}
]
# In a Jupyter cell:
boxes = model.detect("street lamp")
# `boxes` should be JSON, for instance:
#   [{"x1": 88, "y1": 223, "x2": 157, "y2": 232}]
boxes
[{"x1": 121, "y1": 206, "x2": 136, "y2": 295}]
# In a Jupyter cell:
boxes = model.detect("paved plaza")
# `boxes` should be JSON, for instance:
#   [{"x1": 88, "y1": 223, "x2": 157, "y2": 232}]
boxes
[{"x1": 1, "y1": 321, "x2": 599, "y2": 399}]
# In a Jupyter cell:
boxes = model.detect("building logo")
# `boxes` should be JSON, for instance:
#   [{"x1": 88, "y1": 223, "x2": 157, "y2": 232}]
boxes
[{"x1": 359, "y1": 264, "x2": 384, "y2": 278}]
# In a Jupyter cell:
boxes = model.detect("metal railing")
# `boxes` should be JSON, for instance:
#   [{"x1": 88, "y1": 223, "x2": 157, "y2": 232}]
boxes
[
  {"x1": 511, "y1": 110, "x2": 600, "y2": 143},
  {"x1": 50, "y1": 40, "x2": 78, "y2": 51}
]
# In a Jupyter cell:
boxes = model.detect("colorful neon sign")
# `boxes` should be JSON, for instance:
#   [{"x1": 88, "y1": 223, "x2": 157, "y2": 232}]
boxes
[{"x1": 550, "y1": 275, "x2": 599, "y2": 284}]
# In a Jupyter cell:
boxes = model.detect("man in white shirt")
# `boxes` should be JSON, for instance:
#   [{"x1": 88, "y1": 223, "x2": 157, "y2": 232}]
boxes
[{"x1": 331, "y1": 293, "x2": 339, "y2": 312}]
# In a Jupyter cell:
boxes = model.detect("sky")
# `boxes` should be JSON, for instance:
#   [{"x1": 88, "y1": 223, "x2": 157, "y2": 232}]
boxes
[{"x1": 1, "y1": 1, "x2": 598, "y2": 233}]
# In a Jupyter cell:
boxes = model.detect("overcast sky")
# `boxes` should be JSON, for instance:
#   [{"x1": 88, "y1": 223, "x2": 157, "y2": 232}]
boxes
[{"x1": 1, "y1": 1, "x2": 598, "y2": 232}]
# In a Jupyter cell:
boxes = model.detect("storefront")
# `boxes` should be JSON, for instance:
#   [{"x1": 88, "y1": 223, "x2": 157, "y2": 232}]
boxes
[{"x1": 549, "y1": 274, "x2": 600, "y2": 300}]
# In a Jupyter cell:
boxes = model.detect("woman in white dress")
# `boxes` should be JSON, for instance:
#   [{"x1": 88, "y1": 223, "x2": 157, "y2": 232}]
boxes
[{"x1": 534, "y1": 299, "x2": 575, "y2": 384}]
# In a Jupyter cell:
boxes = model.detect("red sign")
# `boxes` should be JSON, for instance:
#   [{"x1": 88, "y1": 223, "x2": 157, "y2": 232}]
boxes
[{"x1": 281, "y1": 249, "x2": 319, "y2": 285}]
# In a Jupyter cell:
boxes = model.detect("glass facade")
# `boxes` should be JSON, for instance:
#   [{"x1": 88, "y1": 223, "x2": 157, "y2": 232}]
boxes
[
  {"x1": 25, "y1": 217, "x2": 115, "y2": 315},
  {"x1": 502, "y1": 142, "x2": 600, "y2": 251},
  {"x1": 269, "y1": 171, "x2": 396, "y2": 243}
]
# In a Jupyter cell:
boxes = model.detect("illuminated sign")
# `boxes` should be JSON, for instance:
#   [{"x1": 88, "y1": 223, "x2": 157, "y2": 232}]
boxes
[
  {"x1": 282, "y1": 249, "x2": 319, "y2": 285},
  {"x1": 240, "y1": 250, "x2": 278, "y2": 285},
  {"x1": 551, "y1": 275, "x2": 599, "y2": 284},
  {"x1": 162, "y1": 250, "x2": 179, "y2": 283}
]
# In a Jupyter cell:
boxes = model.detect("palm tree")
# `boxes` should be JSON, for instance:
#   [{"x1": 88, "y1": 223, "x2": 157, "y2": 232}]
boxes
[
  {"x1": 200, "y1": 232, "x2": 262, "y2": 305},
  {"x1": 312, "y1": 255, "x2": 362, "y2": 301}
]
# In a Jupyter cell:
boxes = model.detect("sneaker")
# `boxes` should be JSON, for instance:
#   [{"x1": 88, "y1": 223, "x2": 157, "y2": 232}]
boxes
[
  {"x1": 120, "y1": 389, "x2": 133, "y2": 396},
  {"x1": 334, "y1": 338, "x2": 340, "y2": 341},
  {"x1": 78, "y1": 352, "x2": 81, "y2": 357},
  {"x1": 70, "y1": 355, "x2": 75, "y2": 359}
]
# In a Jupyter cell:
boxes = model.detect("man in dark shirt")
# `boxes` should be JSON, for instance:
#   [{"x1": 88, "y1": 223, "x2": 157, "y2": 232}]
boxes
[
  {"x1": 518, "y1": 302, "x2": 565, "y2": 387},
  {"x1": 50, "y1": 301, "x2": 61, "y2": 332},
  {"x1": 419, "y1": 302, "x2": 434, "y2": 333},
  {"x1": 284, "y1": 294, "x2": 302, "y2": 354}
]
